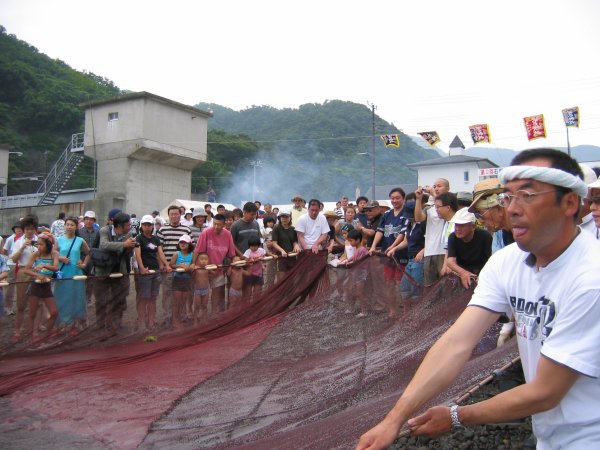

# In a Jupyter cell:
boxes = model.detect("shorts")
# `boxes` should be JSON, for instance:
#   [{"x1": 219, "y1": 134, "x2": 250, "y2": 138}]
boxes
[
  {"x1": 173, "y1": 274, "x2": 192, "y2": 292},
  {"x1": 245, "y1": 275, "x2": 263, "y2": 286},
  {"x1": 195, "y1": 287, "x2": 209, "y2": 297},
  {"x1": 137, "y1": 273, "x2": 161, "y2": 300},
  {"x1": 210, "y1": 274, "x2": 226, "y2": 288},
  {"x1": 229, "y1": 287, "x2": 242, "y2": 298},
  {"x1": 29, "y1": 281, "x2": 54, "y2": 298},
  {"x1": 400, "y1": 259, "x2": 424, "y2": 297},
  {"x1": 423, "y1": 254, "x2": 445, "y2": 286},
  {"x1": 383, "y1": 264, "x2": 404, "y2": 282},
  {"x1": 7, "y1": 265, "x2": 17, "y2": 283}
]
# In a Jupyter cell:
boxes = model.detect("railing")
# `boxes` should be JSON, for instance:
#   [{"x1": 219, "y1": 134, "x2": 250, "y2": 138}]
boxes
[
  {"x1": 0, "y1": 193, "x2": 43, "y2": 209},
  {"x1": 36, "y1": 133, "x2": 85, "y2": 205},
  {"x1": 36, "y1": 133, "x2": 83, "y2": 195}
]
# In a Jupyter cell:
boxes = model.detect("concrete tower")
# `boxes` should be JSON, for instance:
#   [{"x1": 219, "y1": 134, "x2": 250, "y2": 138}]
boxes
[{"x1": 82, "y1": 92, "x2": 212, "y2": 220}]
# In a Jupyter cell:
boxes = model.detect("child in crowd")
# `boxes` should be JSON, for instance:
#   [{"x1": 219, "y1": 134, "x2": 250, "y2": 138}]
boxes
[
  {"x1": 193, "y1": 252, "x2": 210, "y2": 323},
  {"x1": 261, "y1": 215, "x2": 275, "y2": 249},
  {"x1": 344, "y1": 229, "x2": 370, "y2": 317},
  {"x1": 227, "y1": 256, "x2": 248, "y2": 308},
  {"x1": 22, "y1": 233, "x2": 59, "y2": 343},
  {"x1": 243, "y1": 237, "x2": 265, "y2": 300},
  {"x1": 261, "y1": 215, "x2": 276, "y2": 287},
  {"x1": 170, "y1": 234, "x2": 195, "y2": 328},
  {"x1": 328, "y1": 224, "x2": 354, "y2": 267}
]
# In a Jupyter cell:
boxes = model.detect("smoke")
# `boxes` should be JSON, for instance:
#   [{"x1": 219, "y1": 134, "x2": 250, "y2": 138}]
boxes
[{"x1": 218, "y1": 138, "x2": 373, "y2": 207}]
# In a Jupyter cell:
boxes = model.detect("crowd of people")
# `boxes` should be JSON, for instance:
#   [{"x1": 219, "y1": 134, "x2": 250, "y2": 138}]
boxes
[
  {"x1": 1, "y1": 148, "x2": 600, "y2": 446},
  {"x1": 1, "y1": 154, "x2": 599, "y2": 344}
]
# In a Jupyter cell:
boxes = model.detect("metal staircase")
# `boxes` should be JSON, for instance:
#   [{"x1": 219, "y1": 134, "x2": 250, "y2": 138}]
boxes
[{"x1": 37, "y1": 133, "x2": 85, "y2": 206}]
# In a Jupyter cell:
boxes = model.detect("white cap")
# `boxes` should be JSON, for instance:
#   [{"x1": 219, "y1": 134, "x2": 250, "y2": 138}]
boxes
[
  {"x1": 83, "y1": 210, "x2": 96, "y2": 219},
  {"x1": 589, "y1": 176, "x2": 600, "y2": 189},
  {"x1": 450, "y1": 207, "x2": 476, "y2": 224},
  {"x1": 184, "y1": 209, "x2": 193, "y2": 216},
  {"x1": 278, "y1": 208, "x2": 292, "y2": 216},
  {"x1": 140, "y1": 214, "x2": 154, "y2": 224}
]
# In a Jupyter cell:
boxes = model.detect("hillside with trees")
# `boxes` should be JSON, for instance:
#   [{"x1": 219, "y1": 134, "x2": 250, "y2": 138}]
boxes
[
  {"x1": 195, "y1": 101, "x2": 440, "y2": 202},
  {"x1": 0, "y1": 26, "x2": 439, "y2": 203},
  {"x1": 0, "y1": 26, "x2": 122, "y2": 195}
]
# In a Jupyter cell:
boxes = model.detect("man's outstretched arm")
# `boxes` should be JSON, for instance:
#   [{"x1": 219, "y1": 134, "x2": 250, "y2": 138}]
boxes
[
  {"x1": 355, "y1": 306, "x2": 499, "y2": 450},
  {"x1": 408, "y1": 355, "x2": 579, "y2": 437}
]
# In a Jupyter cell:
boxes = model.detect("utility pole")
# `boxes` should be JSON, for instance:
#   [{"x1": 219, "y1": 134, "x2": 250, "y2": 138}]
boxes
[
  {"x1": 367, "y1": 102, "x2": 377, "y2": 200},
  {"x1": 249, "y1": 160, "x2": 262, "y2": 201}
]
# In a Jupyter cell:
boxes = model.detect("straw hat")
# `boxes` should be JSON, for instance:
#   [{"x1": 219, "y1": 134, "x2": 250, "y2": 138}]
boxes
[{"x1": 469, "y1": 178, "x2": 504, "y2": 212}]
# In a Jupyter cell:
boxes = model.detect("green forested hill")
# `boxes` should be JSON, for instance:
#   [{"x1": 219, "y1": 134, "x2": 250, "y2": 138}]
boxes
[
  {"x1": 0, "y1": 26, "x2": 439, "y2": 203},
  {"x1": 0, "y1": 26, "x2": 121, "y2": 195},
  {"x1": 195, "y1": 101, "x2": 440, "y2": 202}
]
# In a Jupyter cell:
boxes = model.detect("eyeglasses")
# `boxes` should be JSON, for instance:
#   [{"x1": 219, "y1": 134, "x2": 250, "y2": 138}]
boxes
[
  {"x1": 588, "y1": 196, "x2": 600, "y2": 205},
  {"x1": 497, "y1": 189, "x2": 556, "y2": 208},
  {"x1": 474, "y1": 209, "x2": 490, "y2": 220},
  {"x1": 434, "y1": 204, "x2": 448, "y2": 210}
]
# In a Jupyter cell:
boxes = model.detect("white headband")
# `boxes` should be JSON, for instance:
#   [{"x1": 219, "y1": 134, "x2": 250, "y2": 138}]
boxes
[{"x1": 499, "y1": 165, "x2": 588, "y2": 198}]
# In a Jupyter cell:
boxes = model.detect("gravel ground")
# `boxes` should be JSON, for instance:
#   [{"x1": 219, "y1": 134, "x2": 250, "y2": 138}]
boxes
[{"x1": 390, "y1": 361, "x2": 535, "y2": 450}]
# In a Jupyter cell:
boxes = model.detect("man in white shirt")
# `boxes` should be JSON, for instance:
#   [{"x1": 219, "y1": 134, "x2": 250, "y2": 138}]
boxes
[
  {"x1": 296, "y1": 199, "x2": 330, "y2": 254},
  {"x1": 414, "y1": 178, "x2": 451, "y2": 286},
  {"x1": 356, "y1": 148, "x2": 600, "y2": 450}
]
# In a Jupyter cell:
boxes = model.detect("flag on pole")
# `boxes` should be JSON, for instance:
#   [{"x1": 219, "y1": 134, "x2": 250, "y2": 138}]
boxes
[
  {"x1": 468, "y1": 124, "x2": 491, "y2": 144},
  {"x1": 380, "y1": 134, "x2": 400, "y2": 147},
  {"x1": 523, "y1": 114, "x2": 546, "y2": 141},
  {"x1": 417, "y1": 131, "x2": 441, "y2": 146},
  {"x1": 562, "y1": 107, "x2": 579, "y2": 128}
]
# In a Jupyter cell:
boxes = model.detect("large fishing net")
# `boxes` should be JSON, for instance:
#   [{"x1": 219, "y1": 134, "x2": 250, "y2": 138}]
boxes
[{"x1": 0, "y1": 252, "x2": 517, "y2": 449}]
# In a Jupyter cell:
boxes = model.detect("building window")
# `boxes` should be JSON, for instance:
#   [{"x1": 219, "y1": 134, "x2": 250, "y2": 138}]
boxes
[
  {"x1": 464, "y1": 170, "x2": 469, "y2": 182},
  {"x1": 108, "y1": 112, "x2": 119, "y2": 122}
]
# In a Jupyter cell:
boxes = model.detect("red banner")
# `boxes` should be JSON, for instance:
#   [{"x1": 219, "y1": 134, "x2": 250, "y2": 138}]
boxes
[
  {"x1": 468, "y1": 124, "x2": 491, "y2": 144},
  {"x1": 523, "y1": 114, "x2": 546, "y2": 141}
]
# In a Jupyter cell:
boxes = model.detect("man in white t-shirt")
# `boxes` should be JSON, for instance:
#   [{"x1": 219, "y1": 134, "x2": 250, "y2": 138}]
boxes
[
  {"x1": 296, "y1": 199, "x2": 329, "y2": 254},
  {"x1": 356, "y1": 148, "x2": 600, "y2": 450},
  {"x1": 414, "y1": 178, "x2": 450, "y2": 286}
]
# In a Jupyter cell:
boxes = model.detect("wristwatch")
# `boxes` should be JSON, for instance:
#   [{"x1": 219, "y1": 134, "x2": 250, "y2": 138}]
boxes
[{"x1": 449, "y1": 403, "x2": 465, "y2": 429}]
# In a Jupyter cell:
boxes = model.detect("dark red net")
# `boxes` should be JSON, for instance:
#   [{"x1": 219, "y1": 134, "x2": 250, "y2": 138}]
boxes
[{"x1": 0, "y1": 253, "x2": 517, "y2": 449}]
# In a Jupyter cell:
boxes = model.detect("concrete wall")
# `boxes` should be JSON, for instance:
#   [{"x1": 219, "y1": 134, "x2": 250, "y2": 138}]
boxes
[
  {"x1": 82, "y1": 92, "x2": 211, "y2": 221},
  {"x1": 0, "y1": 202, "x2": 85, "y2": 235}
]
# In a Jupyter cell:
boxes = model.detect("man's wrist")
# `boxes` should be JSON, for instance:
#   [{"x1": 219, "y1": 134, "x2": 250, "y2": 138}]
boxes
[{"x1": 449, "y1": 404, "x2": 465, "y2": 429}]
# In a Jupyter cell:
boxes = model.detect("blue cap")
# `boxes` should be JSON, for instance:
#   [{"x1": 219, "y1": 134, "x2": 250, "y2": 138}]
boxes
[{"x1": 108, "y1": 208, "x2": 122, "y2": 220}]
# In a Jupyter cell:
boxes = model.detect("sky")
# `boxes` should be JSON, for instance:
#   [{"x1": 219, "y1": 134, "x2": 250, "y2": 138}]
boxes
[{"x1": 2, "y1": 0, "x2": 600, "y2": 153}]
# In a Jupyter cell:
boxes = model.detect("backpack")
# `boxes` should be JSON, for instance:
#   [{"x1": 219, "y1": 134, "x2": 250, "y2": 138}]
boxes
[{"x1": 89, "y1": 248, "x2": 120, "y2": 269}]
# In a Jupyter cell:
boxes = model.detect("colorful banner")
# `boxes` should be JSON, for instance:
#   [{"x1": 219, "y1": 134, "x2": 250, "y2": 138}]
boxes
[
  {"x1": 417, "y1": 131, "x2": 441, "y2": 146},
  {"x1": 562, "y1": 107, "x2": 579, "y2": 128},
  {"x1": 523, "y1": 114, "x2": 546, "y2": 141},
  {"x1": 380, "y1": 134, "x2": 400, "y2": 147},
  {"x1": 468, "y1": 124, "x2": 491, "y2": 144}
]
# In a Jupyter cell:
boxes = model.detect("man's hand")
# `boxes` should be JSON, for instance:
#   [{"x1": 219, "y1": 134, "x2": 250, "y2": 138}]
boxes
[
  {"x1": 414, "y1": 248, "x2": 424, "y2": 263},
  {"x1": 407, "y1": 406, "x2": 452, "y2": 438},
  {"x1": 355, "y1": 418, "x2": 401, "y2": 450},
  {"x1": 310, "y1": 243, "x2": 320, "y2": 254},
  {"x1": 123, "y1": 237, "x2": 137, "y2": 249},
  {"x1": 459, "y1": 271, "x2": 476, "y2": 289}
]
